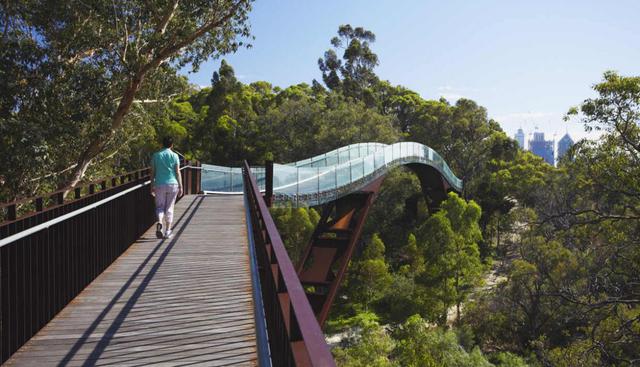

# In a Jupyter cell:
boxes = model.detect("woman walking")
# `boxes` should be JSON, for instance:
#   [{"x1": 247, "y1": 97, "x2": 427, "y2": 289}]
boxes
[{"x1": 151, "y1": 136, "x2": 183, "y2": 239}]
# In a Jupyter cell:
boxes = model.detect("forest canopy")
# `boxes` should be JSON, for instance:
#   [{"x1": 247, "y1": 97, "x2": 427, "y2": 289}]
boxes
[{"x1": 1, "y1": 10, "x2": 638, "y2": 366}]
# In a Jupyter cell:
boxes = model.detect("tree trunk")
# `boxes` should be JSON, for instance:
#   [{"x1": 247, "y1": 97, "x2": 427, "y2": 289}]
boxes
[{"x1": 63, "y1": 72, "x2": 147, "y2": 190}]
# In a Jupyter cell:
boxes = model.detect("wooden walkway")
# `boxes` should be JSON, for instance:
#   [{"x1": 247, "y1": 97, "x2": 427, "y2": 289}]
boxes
[{"x1": 5, "y1": 195, "x2": 259, "y2": 366}]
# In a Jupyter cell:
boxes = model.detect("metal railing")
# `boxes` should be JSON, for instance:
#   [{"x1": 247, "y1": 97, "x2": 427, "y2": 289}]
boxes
[
  {"x1": 243, "y1": 161, "x2": 335, "y2": 367},
  {"x1": 201, "y1": 142, "x2": 463, "y2": 207},
  {"x1": 0, "y1": 160, "x2": 202, "y2": 227},
  {"x1": 0, "y1": 173, "x2": 155, "y2": 364},
  {"x1": 0, "y1": 160, "x2": 202, "y2": 364}
]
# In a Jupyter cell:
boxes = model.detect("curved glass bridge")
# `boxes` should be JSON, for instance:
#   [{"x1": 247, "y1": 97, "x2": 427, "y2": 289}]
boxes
[{"x1": 201, "y1": 142, "x2": 463, "y2": 207}]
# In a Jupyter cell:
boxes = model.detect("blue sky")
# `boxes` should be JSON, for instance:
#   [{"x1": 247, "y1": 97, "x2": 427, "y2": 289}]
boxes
[{"x1": 182, "y1": 0, "x2": 640, "y2": 143}]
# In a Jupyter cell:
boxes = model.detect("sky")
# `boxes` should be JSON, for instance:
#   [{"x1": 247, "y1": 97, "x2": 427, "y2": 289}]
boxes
[{"x1": 181, "y1": 0, "x2": 640, "y2": 143}]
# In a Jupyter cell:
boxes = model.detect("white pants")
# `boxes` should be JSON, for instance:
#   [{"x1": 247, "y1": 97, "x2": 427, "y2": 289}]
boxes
[{"x1": 155, "y1": 184, "x2": 179, "y2": 227}]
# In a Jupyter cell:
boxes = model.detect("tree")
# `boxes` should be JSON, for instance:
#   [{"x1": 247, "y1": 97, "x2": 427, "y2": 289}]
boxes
[
  {"x1": 349, "y1": 234, "x2": 393, "y2": 311},
  {"x1": 403, "y1": 233, "x2": 425, "y2": 275},
  {"x1": 417, "y1": 192, "x2": 484, "y2": 323},
  {"x1": 364, "y1": 167, "x2": 423, "y2": 262},
  {"x1": 332, "y1": 312, "x2": 395, "y2": 367},
  {"x1": 0, "y1": 0, "x2": 253, "y2": 194},
  {"x1": 270, "y1": 205, "x2": 320, "y2": 264},
  {"x1": 318, "y1": 25, "x2": 379, "y2": 103},
  {"x1": 393, "y1": 314, "x2": 494, "y2": 367}
]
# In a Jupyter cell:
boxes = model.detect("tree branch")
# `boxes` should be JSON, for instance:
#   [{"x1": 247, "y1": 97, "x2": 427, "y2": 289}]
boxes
[
  {"x1": 150, "y1": 0, "x2": 245, "y2": 69},
  {"x1": 157, "y1": 0, "x2": 180, "y2": 35}
]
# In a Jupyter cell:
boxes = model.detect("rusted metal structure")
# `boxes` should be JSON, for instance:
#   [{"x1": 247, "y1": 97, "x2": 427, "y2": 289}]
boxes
[
  {"x1": 243, "y1": 161, "x2": 336, "y2": 367},
  {"x1": 296, "y1": 163, "x2": 456, "y2": 326}
]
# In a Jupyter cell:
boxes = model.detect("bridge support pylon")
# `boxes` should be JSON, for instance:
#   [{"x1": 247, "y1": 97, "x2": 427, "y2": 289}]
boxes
[{"x1": 296, "y1": 178, "x2": 384, "y2": 327}]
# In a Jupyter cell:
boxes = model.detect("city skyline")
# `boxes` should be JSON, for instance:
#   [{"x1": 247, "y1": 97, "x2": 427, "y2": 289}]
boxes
[{"x1": 516, "y1": 128, "x2": 575, "y2": 166}]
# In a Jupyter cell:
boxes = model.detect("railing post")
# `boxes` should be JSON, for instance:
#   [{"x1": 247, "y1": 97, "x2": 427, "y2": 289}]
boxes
[
  {"x1": 265, "y1": 160, "x2": 273, "y2": 207},
  {"x1": 7, "y1": 204, "x2": 16, "y2": 220},
  {"x1": 184, "y1": 160, "x2": 191, "y2": 195},
  {"x1": 55, "y1": 192, "x2": 64, "y2": 205},
  {"x1": 34, "y1": 197, "x2": 44, "y2": 212},
  {"x1": 195, "y1": 161, "x2": 201, "y2": 194}
]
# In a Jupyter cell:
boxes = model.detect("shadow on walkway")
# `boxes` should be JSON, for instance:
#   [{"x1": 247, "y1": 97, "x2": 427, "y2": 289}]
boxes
[{"x1": 58, "y1": 196, "x2": 204, "y2": 366}]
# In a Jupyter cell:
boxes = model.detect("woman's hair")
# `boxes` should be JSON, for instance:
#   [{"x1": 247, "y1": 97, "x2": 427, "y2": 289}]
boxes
[{"x1": 162, "y1": 136, "x2": 174, "y2": 148}]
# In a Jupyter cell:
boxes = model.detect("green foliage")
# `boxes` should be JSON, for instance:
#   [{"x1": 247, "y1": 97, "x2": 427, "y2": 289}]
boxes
[
  {"x1": 0, "y1": 0, "x2": 253, "y2": 198},
  {"x1": 171, "y1": 62, "x2": 398, "y2": 167},
  {"x1": 417, "y1": 192, "x2": 484, "y2": 323},
  {"x1": 318, "y1": 25, "x2": 379, "y2": 103},
  {"x1": 270, "y1": 205, "x2": 319, "y2": 264},
  {"x1": 333, "y1": 313, "x2": 503, "y2": 367},
  {"x1": 364, "y1": 167, "x2": 424, "y2": 261},
  {"x1": 490, "y1": 352, "x2": 530, "y2": 367},
  {"x1": 349, "y1": 234, "x2": 393, "y2": 311},
  {"x1": 464, "y1": 73, "x2": 640, "y2": 365},
  {"x1": 403, "y1": 233, "x2": 425, "y2": 275},
  {"x1": 545, "y1": 340, "x2": 602, "y2": 367},
  {"x1": 393, "y1": 315, "x2": 494, "y2": 367},
  {"x1": 489, "y1": 150, "x2": 553, "y2": 208},
  {"x1": 333, "y1": 313, "x2": 395, "y2": 367}
]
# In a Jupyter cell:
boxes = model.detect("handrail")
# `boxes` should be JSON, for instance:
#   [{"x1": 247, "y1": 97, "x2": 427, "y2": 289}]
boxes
[
  {"x1": 0, "y1": 180, "x2": 150, "y2": 248},
  {"x1": 243, "y1": 160, "x2": 335, "y2": 367},
  {"x1": 0, "y1": 167, "x2": 149, "y2": 212},
  {"x1": 1, "y1": 159, "x2": 201, "y2": 226}
]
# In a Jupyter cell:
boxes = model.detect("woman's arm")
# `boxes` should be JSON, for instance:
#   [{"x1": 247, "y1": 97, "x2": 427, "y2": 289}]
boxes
[
  {"x1": 175, "y1": 160, "x2": 183, "y2": 197},
  {"x1": 150, "y1": 158, "x2": 155, "y2": 196}
]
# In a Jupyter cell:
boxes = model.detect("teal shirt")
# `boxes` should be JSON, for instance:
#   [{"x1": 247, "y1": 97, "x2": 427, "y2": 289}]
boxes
[{"x1": 152, "y1": 148, "x2": 180, "y2": 185}]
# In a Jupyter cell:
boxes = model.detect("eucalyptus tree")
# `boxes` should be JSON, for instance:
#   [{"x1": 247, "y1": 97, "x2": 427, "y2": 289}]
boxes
[
  {"x1": 318, "y1": 25, "x2": 379, "y2": 103},
  {"x1": 0, "y1": 0, "x2": 253, "y2": 197}
]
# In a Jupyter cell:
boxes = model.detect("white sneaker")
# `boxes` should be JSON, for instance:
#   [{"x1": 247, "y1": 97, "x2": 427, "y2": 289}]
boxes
[{"x1": 164, "y1": 229, "x2": 173, "y2": 239}]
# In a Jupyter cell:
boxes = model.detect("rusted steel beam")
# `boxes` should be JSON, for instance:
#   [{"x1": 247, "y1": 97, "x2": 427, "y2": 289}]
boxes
[{"x1": 297, "y1": 177, "x2": 384, "y2": 326}]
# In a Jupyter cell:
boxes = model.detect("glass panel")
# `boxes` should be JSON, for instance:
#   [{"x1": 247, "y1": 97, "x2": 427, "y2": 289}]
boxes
[
  {"x1": 318, "y1": 166, "x2": 336, "y2": 192},
  {"x1": 325, "y1": 154, "x2": 338, "y2": 166},
  {"x1": 336, "y1": 162, "x2": 351, "y2": 187},
  {"x1": 351, "y1": 159, "x2": 364, "y2": 182},
  {"x1": 383, "y1": 145, "x2": 393, "y2": 165},
  {"x1": 200, "y1": 141, "x2": 463, "y2": 205},
  {"x1": 297, "y1": 166, "x2": 319, "y2": 196},
  {"x1": 201, "y1": 164, "x2": 232, "y2": 192},
  {"x1": 229, "y1": 167, "x2": 243, "y2": 192},
  {"x1": 273, "y1": 164, "x2": 298, "y2": 195},
  {"x1": 338, "y1": 149, "x2": 350, "y2": 164},
  {"x1": 363, "y1": 154, "x2": 375, "y2": 177},
  {"x1": 374, "y1": 150, "x2": 385, "y2": 170},
  {"x1": 249, "y1": 167, "x2": 264, "y2": 190}
]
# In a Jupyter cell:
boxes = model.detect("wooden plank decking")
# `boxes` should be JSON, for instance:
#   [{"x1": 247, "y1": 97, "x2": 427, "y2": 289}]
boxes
[{"x1": 5, "y1": 195, "x2": 258, "y2": 366}]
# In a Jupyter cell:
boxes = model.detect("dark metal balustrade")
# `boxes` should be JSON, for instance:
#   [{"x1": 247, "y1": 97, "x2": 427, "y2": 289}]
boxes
[{"x1": 0, "y1": 161, "x2": 202, "y2": 364}]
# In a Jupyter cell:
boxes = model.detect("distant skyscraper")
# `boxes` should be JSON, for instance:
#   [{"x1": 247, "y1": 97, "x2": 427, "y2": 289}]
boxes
[
  {"x1": 557, "y1": 133, "x2": 574, "y2": 162},
  {"x1": 515, "y1": 128, "x2": 525, "y2": 149},
  {"x1": 529, "y1": 131, "x2": 554, "y2": 165}
]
